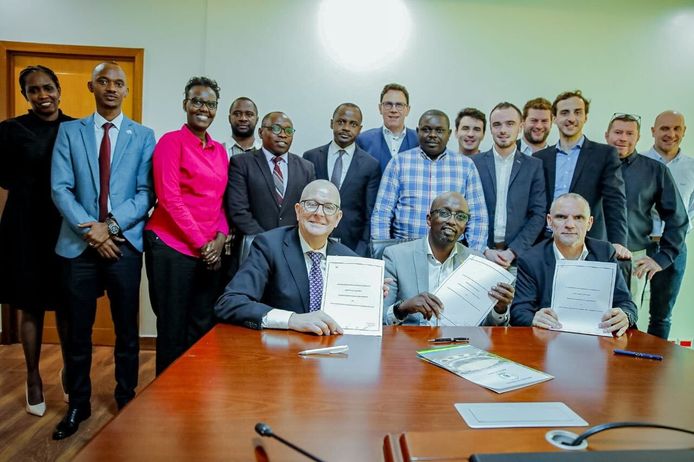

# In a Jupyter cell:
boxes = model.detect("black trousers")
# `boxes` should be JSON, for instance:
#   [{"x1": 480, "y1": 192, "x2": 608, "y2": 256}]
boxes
[
  {"x1": 145, "y1": 231, "x2": 226, "y2": 375},
  {"x1": 62, "y1": 242, "x2": 142, "y2": 409}
]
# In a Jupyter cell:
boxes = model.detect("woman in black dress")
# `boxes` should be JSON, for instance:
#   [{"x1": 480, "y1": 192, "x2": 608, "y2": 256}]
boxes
[{"x1": 0, "y1": 66, "x2": 73, "y2": 416}]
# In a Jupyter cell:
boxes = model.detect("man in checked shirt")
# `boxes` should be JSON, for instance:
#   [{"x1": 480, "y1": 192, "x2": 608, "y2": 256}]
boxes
[{"x1": 371, "y1": 109, "x2": 489, "y2": 252}]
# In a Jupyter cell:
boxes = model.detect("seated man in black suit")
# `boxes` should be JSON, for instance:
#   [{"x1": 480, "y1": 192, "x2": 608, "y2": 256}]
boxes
[
  {"x1": 303, "y1": 103, "x2": 381, "y2": 256},
  {"x1": 215, "y1": 180, "x2": 356, "y2": 335},
  {"x1": 510, "y1": 193, "x2": 637, "y2": 337}
]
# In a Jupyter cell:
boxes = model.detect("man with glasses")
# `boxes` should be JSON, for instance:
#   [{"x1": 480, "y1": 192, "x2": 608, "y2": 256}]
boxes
[
  {"x1": 511, "y1": 193, "x2": 636, "y2": 337},
  {"x1": 356, "y1": 83, "x2": 419, "y2": 173},
  {"x1": 455, "y1": 107, "x2": 487, "y2": 156},
  {"x1": 534, "y1": 90, "x2": 629, "y2": 261},
  {"x1": 215, "y1": 180, "x2": 356, "y2": 334},
  {"x1": 382, "y1": 192, "x2": 513, "y2": 326},
  {"x1": 473, "y1": 102, "x2": 546, "y2": 270},
  {"x1": 226, "y1": 111, "x2": 315, "y2": 240},
  {"x1": 371, "y1": 109, "x2": 488, "y2": 252},
  {"x1": 642, "y1": 111, "x2": 692, "y2": 339},
  {"x1": 223, "y1": 96, "x2": 262, "y2": 158},
  {"x1": 303, "y1": 103, "x2": 381, "y2": 256}
]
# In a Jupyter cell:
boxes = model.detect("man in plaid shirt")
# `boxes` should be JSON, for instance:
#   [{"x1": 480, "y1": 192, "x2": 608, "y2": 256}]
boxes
[{"x1": 371, "y1": 109, "x2": 489, "y2": 251}]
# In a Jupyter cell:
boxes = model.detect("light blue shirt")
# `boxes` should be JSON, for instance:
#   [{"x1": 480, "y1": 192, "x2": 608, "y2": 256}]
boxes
[
  {"x1": 262, "y1": 147, "x2": 288, "y2": 196},
  {"x1": 553, "y1": 135, "x2": 585, "y2": 199}
]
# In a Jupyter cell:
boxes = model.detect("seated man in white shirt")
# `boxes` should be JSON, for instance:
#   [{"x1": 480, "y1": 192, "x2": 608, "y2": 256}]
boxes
[
  {"x1": 382, "y1": 192, "x2": 514, "y2": 325},
  {"x1": 214, "y1": 180, "x2": 356, "y2": 335}
]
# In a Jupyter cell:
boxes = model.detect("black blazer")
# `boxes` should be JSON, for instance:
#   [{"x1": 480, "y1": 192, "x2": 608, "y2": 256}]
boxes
[
  {"x1": 510, "y1": 237, "x2": 637, "y2": 327},
  {"x1": 533, "y1": 138, "x2": 627, "y2": 245},
  {"x1": 472, "y1": 149, "x2": 546, "y2": 256},
  {"x1": 303, "y1": 143, "x2": 381, "y2": 256},
  {"x1": 214, "y1": 226, "x2": 356, "y2": 329},
  {"x1": 226, "y1": 149, "x2": 316, "y2": 236}
]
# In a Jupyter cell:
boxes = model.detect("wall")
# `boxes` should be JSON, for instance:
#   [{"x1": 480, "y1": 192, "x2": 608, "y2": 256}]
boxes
[{"x1": 1, "y1": 0, "x2": 693, "y2": 340}]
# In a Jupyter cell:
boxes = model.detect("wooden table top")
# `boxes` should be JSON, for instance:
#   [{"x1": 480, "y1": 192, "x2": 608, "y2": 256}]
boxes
[{"x1": 75, "y1": 326, "x2": 694, "y2": 461}]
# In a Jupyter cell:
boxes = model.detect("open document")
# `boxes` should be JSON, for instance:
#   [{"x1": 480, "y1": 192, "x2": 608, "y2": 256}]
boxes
[
  {"x1": 551, "y1": 260, "x2": 617, "y2": 337},
  {"x1": 417, "y1": 344, "x2": 553, "y2": 393},
  {"x1": 321, "y1": 256, "x2": 384, "y2": 336},
  {"x1": 434, "y1": 255, "x2": 515, "y2": 326}
]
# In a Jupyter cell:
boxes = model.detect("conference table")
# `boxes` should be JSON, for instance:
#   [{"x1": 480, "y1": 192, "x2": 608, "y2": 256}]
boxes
[{"x1": 75, "y1": 325, "x2": 694, "y2": 461}]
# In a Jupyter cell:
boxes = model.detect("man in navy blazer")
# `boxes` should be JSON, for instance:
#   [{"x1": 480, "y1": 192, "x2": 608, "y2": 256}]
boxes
[
  {"x1": 356, "y1": 83, "x2": 419, "y2": 172},
  {"x1": 473, "y1": 102, "x2": 546, "y2": 268},
  {"x1": 215, "y1": 180, "x2": 356, "y2": 335},
  {"x1": 51, "y1": 63, "x2": 155, "y2": 439},
  {"x1": 303, "y1": 103, "x2": 381, "y2": 256},
  {"x1": 533, "y1": 90, "x2": 630, "y2": 260},
  {"x1": 510, "y1": 193, "x2": 637, "y2": 336}
]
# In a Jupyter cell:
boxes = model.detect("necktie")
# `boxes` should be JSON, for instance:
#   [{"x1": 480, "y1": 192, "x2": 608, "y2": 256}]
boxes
[
  {"x1": 99, "y1": 122, "x2": 114, "y2": 221},
  {"x1": 307, "y1": 251, "x2": 323, "y2": 312},
  {"x1": 330, "y1": 150, "x2": 346, "y2": 189},
  {"x1": 271, "y1": 156, "x2": 284, "y2": 204}
]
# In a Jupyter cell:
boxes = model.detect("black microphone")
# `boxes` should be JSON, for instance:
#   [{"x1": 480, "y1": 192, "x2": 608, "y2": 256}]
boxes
[{"x1": 254, "y1": 422, "x2": 326, "y2": 462}]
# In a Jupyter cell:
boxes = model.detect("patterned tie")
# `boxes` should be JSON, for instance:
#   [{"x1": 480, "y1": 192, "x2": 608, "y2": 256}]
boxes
[
  {"x1": 330, "y1": 149, "x2": 346, "y2": 189},
  {"x1": 99, "y1": 122, "x2": 114, "y2": 221},
  {"x1": 307, "y1": 251, "x2": 323, "y2": 312},
  {"x1": 271, "y1": 156, "x2": 284, "y2": 204}
]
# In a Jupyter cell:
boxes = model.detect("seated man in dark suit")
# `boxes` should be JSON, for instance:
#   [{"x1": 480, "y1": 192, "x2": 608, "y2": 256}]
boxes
[
  {"x1": 473, "y1": 102, "x2": 546, "y2": 269},
  {"x1": 383, "y1": 192, "x2": 514, "y2": 326},
  {"x1": 303, "y1": 103, "x2": 381, "y2": 256},
  {"x1": 215, "y1": 180, "x2": 356, "y2": 335},
  {"x1": 356, "y1": 83, "x2": 419, "y2": 173},
  {"x1": 510, "y1": 193, "x2": 637, "y2": 337}
]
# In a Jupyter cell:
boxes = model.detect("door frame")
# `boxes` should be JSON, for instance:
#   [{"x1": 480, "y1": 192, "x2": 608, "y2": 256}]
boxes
[{"x1": 0, "y1": 41, "x2": 144, "y2": 344}]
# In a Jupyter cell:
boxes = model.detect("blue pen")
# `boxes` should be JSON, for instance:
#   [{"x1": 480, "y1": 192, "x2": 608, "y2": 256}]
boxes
[{"x1": 613, "y1": 349, "x2": 663, "y2": 361}]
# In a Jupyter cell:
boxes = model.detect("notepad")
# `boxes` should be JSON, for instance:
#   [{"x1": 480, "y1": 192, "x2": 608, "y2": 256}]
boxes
[{"x1": 455, "y1": 402, "x2": 588, "y2": 428}]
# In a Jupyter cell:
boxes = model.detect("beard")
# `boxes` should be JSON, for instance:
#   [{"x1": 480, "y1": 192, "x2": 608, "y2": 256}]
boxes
[
  {"x1": 232, "y1": 124, "x2": 255, "y2": 138},
  {"x1": 524, "y1": 126, "x2": 549, "y2": 144}
]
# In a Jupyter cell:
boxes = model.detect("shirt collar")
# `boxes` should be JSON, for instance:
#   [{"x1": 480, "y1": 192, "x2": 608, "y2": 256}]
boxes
[
  {"x1": 229, "y1": 136, "x2": 261, "y2": 152},
  {"x1": 648, "y1": 146, "x2": 682, "y2": 164},
  {"x1": 553, "y1": 241, "x2": 589, "y2": 261},
  {"x1": 94, "y1": 111, "x2": 123, "y2": 130},
  {"x1": 426, "y1": 233, "x2": 458, "y2": 265},
  {"x1": 181, "y1": 124, "x2": 213, "y2": 148},
  {"x1": 556, "y1": 135, "x2": 585, "y2": 155},
  {"x1": 621, "y1": 151, "x2": 638, "y2": 165},
  {"x1": 418, "y1": 147, "x2": 450, "y2": 161},
  {"x1": 262, "y1": 147, "x2": 288, "y2": 163},
  {"x1": 383, "y1": 125, "x2": 406, "y2": 140},
  {"x1": 298, "y1": 228, "x2": 328, "y2": 257},
  {"x1": 492, "y1": 146, "x2": 516, "y2": 162},
  {"x1": 520, "y1": 138, "x2": 546, "y2": 155},
  {"x1": 328, "y1": 141, "x2": 356, "y2": 157}
]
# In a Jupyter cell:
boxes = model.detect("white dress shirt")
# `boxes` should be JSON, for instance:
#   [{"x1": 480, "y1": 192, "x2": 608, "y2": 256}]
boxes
[
  {"x1": 492, "y1": 147, "x2": 516, "y2": 243},
  {"x1": 93, "y1": 111, "x2": 123, "y2": 212},
  {"x1": 327, "y1": 141, "x2": 355, "y2": 187},
  {"x1": 262, "y1": 147, "x2": 288, "y2": 196}
]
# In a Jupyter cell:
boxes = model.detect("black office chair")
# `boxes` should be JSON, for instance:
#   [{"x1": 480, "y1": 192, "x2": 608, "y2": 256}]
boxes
[{"x1": 369, "y1": 238, "x2": 417, "y2": 260}]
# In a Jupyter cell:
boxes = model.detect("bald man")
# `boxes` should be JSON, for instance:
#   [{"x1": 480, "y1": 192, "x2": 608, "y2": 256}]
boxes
[
  {"x1": 51, "y1": 62, "x2": 156, "y2": 438},
  {"x1": 215, "y1": 180, "x2": 357, "y2": 335},
  {"x1": 643, "y1": 111, "x2": 692, "y2": 339}
]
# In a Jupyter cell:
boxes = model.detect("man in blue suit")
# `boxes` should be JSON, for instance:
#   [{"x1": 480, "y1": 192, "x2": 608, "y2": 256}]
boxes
[
  {"x1": 215, "y1": 180, "x2": 356, "y2": 335},
  {"x1": 510, "y1": 193, "x2": 637, "y2": 336},
  {"x1": 473, "y1": 102, "x2": 546, "y2": 269},
  {"x1": 51, "y1": 62, "x2": 155, "y2": 439},
  {"x1": 303, "y1": 103, "x2": 381, "y2": 256},
  {"x1": 356, "y1": 83, "x2": 418, "y2": 172}
]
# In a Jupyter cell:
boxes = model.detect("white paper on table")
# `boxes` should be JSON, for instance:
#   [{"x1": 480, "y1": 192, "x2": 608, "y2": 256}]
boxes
[
  {"x1": 551, "y1": 260, "x2": 616, "y2": 337},
  {"x1": 454, "y1": 402, "x2": 588, "y2": 428},
  {"x1": 321, "y1": 256, "x2": 384, "y2": 336},
  {"x1": 433, "y1": 255, "x2": 515, "y2": 326}
]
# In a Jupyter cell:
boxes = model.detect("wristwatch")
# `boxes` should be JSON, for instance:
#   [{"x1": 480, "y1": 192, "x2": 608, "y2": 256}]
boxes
[{"x1": 105, "y1": 216, "x2": 121, "y2": 236}]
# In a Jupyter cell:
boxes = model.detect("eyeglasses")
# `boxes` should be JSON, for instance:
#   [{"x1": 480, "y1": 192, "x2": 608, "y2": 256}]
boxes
[
  {"x1": 300, "y1": 200, "x2": 340, "y2": 216},
  {"x1": 187, "y1": 97, "x2": 218, "y2": 110},
  {"x1": 263, "y1": 124, "x2": 296, "y2": 136},
  {"x1": 432, "y1": 208, "x2": 470, "y2": 223},
  {"x1": 611, "y1": 112, "x2": 641, "y2": 127},
  {"x1": 381, "y1": 101, "x2": 407, "y2": 112},
  {"x1": 419, "y1": 127, "x2": 448, "y2": 136}
]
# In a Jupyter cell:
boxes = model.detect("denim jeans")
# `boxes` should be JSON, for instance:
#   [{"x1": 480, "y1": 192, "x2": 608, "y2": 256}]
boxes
[{"x1": 646, "y1": 243, "x2": 687, "y2": 339}]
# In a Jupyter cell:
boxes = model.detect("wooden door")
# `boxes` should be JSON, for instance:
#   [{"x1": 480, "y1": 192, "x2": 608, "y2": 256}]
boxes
[{"x1": 0, "y1": 41, "x2": 144, "y2": 346}]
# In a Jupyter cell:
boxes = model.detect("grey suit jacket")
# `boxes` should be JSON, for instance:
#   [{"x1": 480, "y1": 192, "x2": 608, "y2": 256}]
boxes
[
  {"x1": 472, "y1": 149, "x2": 546, "y2": 256},
  {"x1": 382, "y1": 237, "x2": 505, "y2": 326}
]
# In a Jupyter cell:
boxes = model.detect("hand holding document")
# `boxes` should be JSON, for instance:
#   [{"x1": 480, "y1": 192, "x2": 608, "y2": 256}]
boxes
[
  {"x1": 434, "y1": 255, "x2": 515, "y2": 326},
  {"x1": 321, "y1": 256, "x2": 384, "y2": 336},
  {"x1": 550, "y1": 260, "x2": 617, "y2": 337}
]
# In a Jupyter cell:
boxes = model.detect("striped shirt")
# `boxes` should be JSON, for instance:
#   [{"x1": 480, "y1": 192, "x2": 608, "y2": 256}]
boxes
[{"x1": 371, "y1": 147, "x2": 488, "y2": 251}]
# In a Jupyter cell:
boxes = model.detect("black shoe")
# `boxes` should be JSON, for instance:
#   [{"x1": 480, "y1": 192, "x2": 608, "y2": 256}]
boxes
[{"x1": 52, "y1": 407, "x2": 91, "y2": 440}]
